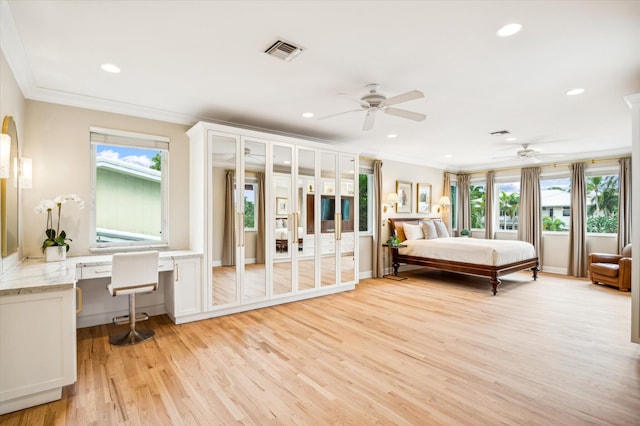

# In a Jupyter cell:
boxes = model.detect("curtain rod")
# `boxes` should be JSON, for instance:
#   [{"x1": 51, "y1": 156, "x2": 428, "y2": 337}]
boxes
[{"x1": 463, "y1": 155, "x2": 629, "y2": 176}]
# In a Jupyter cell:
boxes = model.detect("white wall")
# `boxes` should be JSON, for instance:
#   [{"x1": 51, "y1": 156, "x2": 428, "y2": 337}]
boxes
[{"x1": 22, "y1": 101, "x2": 191, "y2": 257}]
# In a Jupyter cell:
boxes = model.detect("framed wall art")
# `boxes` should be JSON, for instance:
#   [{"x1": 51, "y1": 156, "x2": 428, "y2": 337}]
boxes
[
  {"x1": 396, "y1": 180, "x2": 412, "y2": 213},
  {"x1": 417, "y1": 183, "x2": 432, "y2": 213},
  {"x1": 276, "y1": 197, "x2": 288, "y2": 216}
]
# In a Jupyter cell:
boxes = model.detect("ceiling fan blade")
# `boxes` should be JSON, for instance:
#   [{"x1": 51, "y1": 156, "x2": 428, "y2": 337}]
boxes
[
  {"x1": 491, "y1": 155, "x2": 518, "y2": 160},
  {"x1": 536, "y1": 153, "x2": 566, "y2": 158},
  {"x1": 317, "y1": 108, "x2": 364, "y2": 120},
  {"x1": 384, "y1": 107, "x2": 426, "y2": 122},
  {"x1": 363, "y1": 109, "x2": 376, "y2": 131},
  {"x1": 380, "y1": 90, "x2": 424, "y2": 107}
]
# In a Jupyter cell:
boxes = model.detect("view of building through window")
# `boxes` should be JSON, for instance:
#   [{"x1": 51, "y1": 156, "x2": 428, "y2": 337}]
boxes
[
  {"x1": 95, "y1": 144, "x2": 164, "y2": 243},
  {"x1": 498, "y1": 181, "x2": 520, "y2": 230}
]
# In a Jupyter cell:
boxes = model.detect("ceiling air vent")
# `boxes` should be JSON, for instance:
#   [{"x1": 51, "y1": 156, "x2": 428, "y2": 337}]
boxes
[{"x1": 265, "y1": 40, "x2": 303, "y2": 62}]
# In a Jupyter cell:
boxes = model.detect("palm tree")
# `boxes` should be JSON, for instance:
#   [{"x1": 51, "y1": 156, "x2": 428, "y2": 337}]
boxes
[
  {"x1": 499, "y1": 191, "x2": 519, "y2": 230},
  {"x1": 470, "y1": 185, "x2": 485, "y2": 229},
  {"x1": 586, "y1": 176, "x2": 603, "y2": 216}
]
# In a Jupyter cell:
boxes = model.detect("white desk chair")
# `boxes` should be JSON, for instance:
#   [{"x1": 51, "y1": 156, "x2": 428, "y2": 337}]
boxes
[{"x1": 107, "y1": 251, "x2": 160, "y2": 346}]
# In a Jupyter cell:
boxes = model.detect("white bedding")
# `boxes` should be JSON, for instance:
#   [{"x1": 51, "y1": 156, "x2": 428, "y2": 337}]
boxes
[
  {"x1": 399, "y1": 237, "x2": 536, "y2": 266},
  {"x1": 275, "y1": 227, "x2": 303, "y2": 240}
]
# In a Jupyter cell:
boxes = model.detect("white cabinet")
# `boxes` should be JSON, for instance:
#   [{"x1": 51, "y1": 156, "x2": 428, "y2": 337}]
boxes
[
  {"x1": 187, "y1": 121, "x2": 359, "y2": 318},
  {"x1": 0, "y1": 287, "x2": 76, "y2": 415},
  {"x1": 165, "y1": 256, "x2": 202, "y2": 321}
]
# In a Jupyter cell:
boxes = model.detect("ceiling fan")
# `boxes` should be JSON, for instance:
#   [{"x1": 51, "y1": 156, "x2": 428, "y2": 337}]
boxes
[
  {"x1": 492, "y1": 143, "x2": 566, "y2": 164},
  {"x1": 319, "y1": 83, "x2": 426, "y2": 131},
  {"x1": 212, "y1": 147, "x2": 265, "y2": 164}
]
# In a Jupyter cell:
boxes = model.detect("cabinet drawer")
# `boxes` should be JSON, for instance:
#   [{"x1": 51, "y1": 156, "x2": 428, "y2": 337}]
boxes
[
  {"x1": 81, "y1": 264, "x2": 113, "y2": 279},
  {"x1": 80, "y1": 259, "x2": 174, "y2": 279}
]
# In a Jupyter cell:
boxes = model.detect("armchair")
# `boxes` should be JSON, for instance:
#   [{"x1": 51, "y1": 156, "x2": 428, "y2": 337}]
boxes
[{"x1": 588, "y1": 243, "x2": 632, "y2": 292}]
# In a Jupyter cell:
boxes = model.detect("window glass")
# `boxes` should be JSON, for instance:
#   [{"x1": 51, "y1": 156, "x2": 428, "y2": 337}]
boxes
[
  {"x1": 91, "y1": 129, "x2": 168, "y2": 248},
  {"x1": 470, "y1": 183, "x2": 486, "y2": 230},
  {"x1": 586, "y1": 174, "x2": 618, "y2": 233},
  {"x1": 359, "y1": 173, "x2": 372, "y2": 233},
  {"x1": 244, "y1": 182, "x2": 257, "y2": 231},
  {"x1": 497, "y1": 181, "x2": 519, "y2": 231},
  {"x1": 450, "y1": 183, "x2": 457, "y2": 231},
  {"x1": 541, "y1": 177, "x2": 570, "y2": 232}
]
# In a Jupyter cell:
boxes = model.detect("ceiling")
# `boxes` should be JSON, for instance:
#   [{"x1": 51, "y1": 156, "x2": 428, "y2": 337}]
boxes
[{"x1": 2, "y1": 0, "x2": 639, "y2": 171}]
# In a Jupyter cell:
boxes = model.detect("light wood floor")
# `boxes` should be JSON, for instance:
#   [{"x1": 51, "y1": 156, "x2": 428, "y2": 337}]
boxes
[{"x1": 2, "y1": 270, "x2": 639, "y2": 425}]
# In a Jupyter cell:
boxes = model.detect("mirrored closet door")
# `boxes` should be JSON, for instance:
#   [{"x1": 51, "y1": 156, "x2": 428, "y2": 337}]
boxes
[{"x1": 210, "y1": 132, "x2": 241, "y2": 306}]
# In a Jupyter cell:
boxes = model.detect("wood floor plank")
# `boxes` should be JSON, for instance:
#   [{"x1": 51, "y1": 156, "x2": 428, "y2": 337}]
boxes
[{"x1": 1, "y1": 270, "x2": 639, "y2": 425}]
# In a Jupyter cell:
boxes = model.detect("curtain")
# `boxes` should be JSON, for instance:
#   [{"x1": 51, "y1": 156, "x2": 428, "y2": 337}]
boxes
[
  {"x1": 518, "y1": 167, "x2": 542, "y2": 263},
  {"x1": 618, "y1": 157, "x2": 632, "y2": 253},
  {"x1": 568, "y1": 163, "x2": 587, "y2": 277},
  {"x1": 222, "y1": 170, "x2": 236, "y2": 266},
  {"x1": 255, "y1": 172, "x2": 265, "y2": 264},
  {"x1": 372, "y1": 160, "x2": 384, "y2": 278},
  {"x1": 457, "y1": 174, "x2": 471, "y2": 235},
  {"x1": 442, "y1": 172, "x2": 452, "y2": 233},
  {"x1": 485, "y1": 171, "x2": 495, "y2": 239}
]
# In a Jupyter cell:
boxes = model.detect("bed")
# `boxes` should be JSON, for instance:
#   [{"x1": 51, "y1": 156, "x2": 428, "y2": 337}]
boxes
[
  {"x1": 275, "y1": 218, "x2": 303, "y2": 253},
  {"x1": 388, "y1": 218, "x2": 538, "y2": 294}
]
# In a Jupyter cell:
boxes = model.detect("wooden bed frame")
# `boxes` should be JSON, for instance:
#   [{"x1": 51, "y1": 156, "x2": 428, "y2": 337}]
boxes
[{"x1": 388, "y1": 218, "x2": 539, "y2": 295}]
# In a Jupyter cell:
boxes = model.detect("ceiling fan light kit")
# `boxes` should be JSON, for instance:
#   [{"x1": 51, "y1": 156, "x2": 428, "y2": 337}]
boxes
[{"x1": 320, "y1": 84, "x2": 426, "y2": 131}]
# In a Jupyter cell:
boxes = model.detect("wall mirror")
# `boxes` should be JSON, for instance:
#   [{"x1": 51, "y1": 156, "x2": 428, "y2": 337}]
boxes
[{"x1": 1, "y1": 115, "x2": 19, "y2": 258}]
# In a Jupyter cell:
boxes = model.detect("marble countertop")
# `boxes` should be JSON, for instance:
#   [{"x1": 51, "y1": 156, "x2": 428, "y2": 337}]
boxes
[
  {"x1": 0, "y1": 260, "x2": 76, "y2": 296},
  {"x1": 0, "y1": 250, "x2": 202, "y2": 296}
]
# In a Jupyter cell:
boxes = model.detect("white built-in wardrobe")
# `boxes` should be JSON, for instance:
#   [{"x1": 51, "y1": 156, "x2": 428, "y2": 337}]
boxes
[{"x1": 186, "y1": 122, "x2": 358, "y2": 321}]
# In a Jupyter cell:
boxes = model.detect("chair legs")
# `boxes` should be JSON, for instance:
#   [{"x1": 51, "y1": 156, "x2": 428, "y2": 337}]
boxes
[{"x1": 109, "y1": 293, "x2": 155, "y2": 346}]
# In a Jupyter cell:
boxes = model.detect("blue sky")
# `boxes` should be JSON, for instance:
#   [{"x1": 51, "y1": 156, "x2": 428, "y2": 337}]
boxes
[{"x1": 96, "y1": 144, "x2": 159, "y2": 168}]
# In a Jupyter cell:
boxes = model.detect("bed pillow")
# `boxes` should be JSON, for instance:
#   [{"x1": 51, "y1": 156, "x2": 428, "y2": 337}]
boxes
[
  {"x1": 434, "y1": 220, "x2": 449, "y2": 238},
  {"x1": 275, "y1": 219, "x2": 284, "y2": 229},
  {"x1": 282, "y1": 218, "x2": 288, "y2": 229},
  {"x1": 403, "y1": 222, "x2": 425, "y2": 240},
  {"x1": 421, "y1": 220, "x2": 439, "y2": 239},
  {"x1": 394, "y1": 223, "x2": 406, "y2": 242}
]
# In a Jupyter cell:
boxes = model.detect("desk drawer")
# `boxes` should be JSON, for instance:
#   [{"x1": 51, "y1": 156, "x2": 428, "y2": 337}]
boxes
[
  {"x1": 80, "y1": 259, "x2": 174, "y2": 279},
  {"x1": 81, "y1": 265, "x2": 113, "y2": 279}
]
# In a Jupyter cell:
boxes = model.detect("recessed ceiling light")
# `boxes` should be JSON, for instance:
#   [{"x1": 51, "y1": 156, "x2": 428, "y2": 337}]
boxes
[
  {"x1": 506, "y1": 137, "x2": 517, "y2": 142},
  {"x1": 101, "y1": 63, "x2": 120, "y2": 73},
  {"x1": 302, "y1": 112, "x2": 314, "y2": 118},
  {"x1": 566, "y1": 88, "x2": 585, "y2": 96},
  {"x1": 444, "y1": 154, "x2": 453, "y2": 159},
  {"x1": 387, "y1": 134, "x2": 397, "y2": 139},
  {"x1": 283, "y1": 160, "x2": 291, "y2": 165},
  {"x1": 497, "y1": 23, "x2": 522, "y2": 37}
]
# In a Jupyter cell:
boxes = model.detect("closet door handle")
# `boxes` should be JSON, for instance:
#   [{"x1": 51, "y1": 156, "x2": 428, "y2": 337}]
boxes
[
  {"x1": 335, "y1": 213, "x2": 342, "y2": 240},
  {"x1": 294, "y1": 212, "x2": 300, "y2": 242},
  {"x1": 240, "y1": 213, "x2": 245, "y2": 247}
]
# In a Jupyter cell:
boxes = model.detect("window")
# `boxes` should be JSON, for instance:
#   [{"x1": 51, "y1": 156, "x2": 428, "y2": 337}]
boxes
[
  {"x1": 470, "y1": 183, "x2": 486, "y2": 230},
  {"x1": 586, "y1": 174, "x2": 619, "y2": 234},
  {"x1": 359, "y1": 172, "x2": 372, "y2": 233},
  {"x1": 497, "y1": 181, "x2": 519, "y2": 231},
  {"x1": 244, "y1": 182, "x2": 257, "y2": 231},
  {"x1": 450, "y1": 183, "x2": 458, "y2": 231},
  {"x1": 90, "y1": 128, "x2": 169, "y2": 249},
  {"x1": 541, "y1": 177, "x2": 570, "y2": 232}
]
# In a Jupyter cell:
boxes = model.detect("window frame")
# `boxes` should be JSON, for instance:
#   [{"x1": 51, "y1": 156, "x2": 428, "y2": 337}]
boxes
[{"x1": 89, "y1": 127, "x2": 170, "y2": 251}]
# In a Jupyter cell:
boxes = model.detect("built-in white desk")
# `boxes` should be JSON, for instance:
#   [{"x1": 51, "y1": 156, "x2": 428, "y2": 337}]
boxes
[{"x1": 0, "y1": 250, "x2": 202, "y2": 415}]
